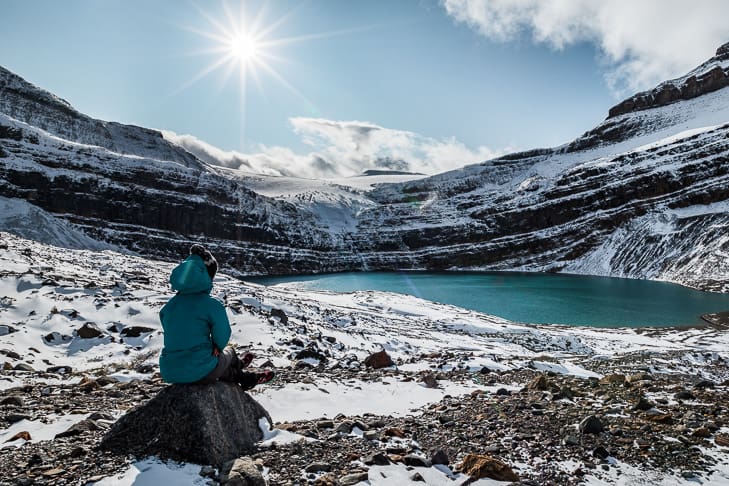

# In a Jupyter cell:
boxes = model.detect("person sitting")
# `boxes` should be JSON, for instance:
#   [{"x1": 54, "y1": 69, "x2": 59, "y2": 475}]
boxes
[{"x1": 158, "y1": 244, "x2": 274, "y2": 389}]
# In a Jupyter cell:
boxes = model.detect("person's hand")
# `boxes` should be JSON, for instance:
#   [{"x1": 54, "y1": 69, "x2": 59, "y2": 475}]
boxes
[{"x1": 212, "y1": 346, "x2": 220, "y2": 357}]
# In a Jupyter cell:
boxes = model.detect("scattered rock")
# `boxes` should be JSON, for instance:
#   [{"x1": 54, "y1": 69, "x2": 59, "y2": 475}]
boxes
[
  {"x1": 421, "y1": 373, "x2": 439, "y2": 389},
  {"x1": 579, "y1": 415, "x2": 604, "y2": 434},
  {"x1": 364, "y1": 452, "x2": 390, "y2": 466},
  {"x1": 47, "y1": 365, "x2": 73, "y2": 374},
  {"x1": 528, "y1": 374, "x2": 549, "y2": 391},
  {"x1": 633, "y1": 395, "x2": 654, "y2": 411},
  {"x1": 593, "y1": 446, "x2": 610, "y2": 460},
  {"x1": 715, "y1": 435, "x2": 729, "y2": 448},
  {"x1": 339, "y1": 472, "x2": 369, "y2": 485},
  {"x1": 675, "y1": 390, "x2": 695, "y2": 400},
  {"x1": 77, "y1": 322, "x2": 104, "y2": 339},
  {"x1": 694, "y1": 380, "x2": 716, "y2": 389},
  {"x1": 403, "y1": 454, "x2": 431, "y2": 467},
  {"x1": 13, "y1": 363, "x2": 34, "y2": 372},
  {"x1": 431, "y1": 449, "x2": 449, "y2": 465},
  {"x1": 599, "y1": 374, "x2": 626, "y2": 385},
  {"x1": 120, "y1": 326, "x2": 155, "y2": 338},
  {"x1": 0, "y1": 395, "x2": 25, "y2": 407},
  {"x1": 55, "y1": 419, "x2": 101, "y2": 438},
  {"x1": 364, "y1": 350, "x2": 395, "y2": 369},
  {"x1": 457, "y1": 453, "x2": 520, "y2": 482},
  {"x1": 220, "y1": 457, "x2": 266, "y2": 486},
  {"x1": 270, "y1": 308, "x2": 288, "y2": 324},
  {"x1": 305, "y1": 462, "x2": 332, "y2": 473},
  {"x1": 5, "y1": 431, "x2": 31, "y2": 442}
]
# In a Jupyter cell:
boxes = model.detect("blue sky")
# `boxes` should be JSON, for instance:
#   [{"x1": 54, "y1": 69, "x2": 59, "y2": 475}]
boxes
[{"x1": 2, "y1": 0, "x2": 728, "y2": 177}]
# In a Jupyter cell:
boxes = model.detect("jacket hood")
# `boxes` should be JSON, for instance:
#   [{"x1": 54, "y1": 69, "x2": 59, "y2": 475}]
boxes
[{"x1": 170, "y1": 255, "x2": 213, "y2": 294}]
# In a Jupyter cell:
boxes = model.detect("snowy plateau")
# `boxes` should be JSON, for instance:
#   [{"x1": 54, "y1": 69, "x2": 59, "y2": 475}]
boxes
[{"x1": 0, "y1": 41, "x2": 728, "y2": 486}]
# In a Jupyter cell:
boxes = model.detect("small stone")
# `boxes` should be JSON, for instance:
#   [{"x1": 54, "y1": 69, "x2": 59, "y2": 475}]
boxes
[
  {"x1": 7, "y1": 413, "x2": 31, "y2": 423},
  {"x1": 78, "y1": 377, "x2": 100, "y2": 392},
  {"x1": 0, "y1": 395, "x2": 25, "y2": 407},
  {"x1": 649, "y1": 414, "x2": 674, "y2": 424},
  {"x1": 364, "y1": 452, "x2": 390, "y2": 466},
  {"x1": 528, "y1": 374, "x2": 549, "y2": 391},
  {"x1": 599, "y1": 374, "x2": 626, "y2": 385},
  {"x1": 363, "y1": 430, "x2": 379, "y2": 441},
  {"x1": 675, "y1": 390, "x2": 695, "y2": 400},
  {"x1": 632, "y1": 396, "x2": 654, "y2": 411},
  {"x1": 305, "y1": 463, "x2": 332, "y2": 473},
  {"x1": 692, "y1": 427, "x2": 711, "y2": 438},
  {"x1": 694, "y1": 380, "x2": 716, "y2": 389},
  {"x1": 715, "y1": 434, "x2": 729, "y2": 447},
  {"x1": 69, "y1": 446, "x2": 87, "y2": 458},
  {"x1": 403, "y1": 454, "x2": 431, "y2": 468},
  {"x1": 384, "y1": 427, "x2": 406, "y2": 438},
  {"x1": 431, "y1": 449, "x2": 449, "y2": 465},
  {"x1": 55, "y1": 419, "x2": 100, "y2": 438},
  {"x1": 410, "y1": 472, "x2": 425, "y2": 482},
  {"x1": 76, "y1": 322, "x2": 104, "y2": 339},
  {"x1": 42, "y1": 468, "x2": 64, "y2": 477},
  {"x1": 579, "y1": 415, "x2": 604, "y2": 434},
  {"x1": 13, "y1": 363, "x2": 34, "y2": 372},
  {"x1": 456, "y1": 454, "x2": 519, "y2": 482},
  {"x1": 364, "y1": 350, "x2": 395, "y2": 369},
  {"x1": 495, "y1": 388, "x2": 511, "y2": 396},
  {"x1": 316, "y1": 420, "x2": 334, "y2": 430},
  {"x1": 119, "y1": 326, "x2": 155, "y2": 337},
  {"x1": 593, "y1": 446, "x2": 610, "y2": 460},
  {"x1": 47, "y1": 365, "x2": 73, "y2": 374},
  {"x1": 269, "y1": 308, "x2": 288, "y2": 323},
  {"x1": 220, "y1": 457, "x2": 266, "y2": 486},
  {"x1": 335, "y1": 421, "x2": 353, "y2": 434},
  {"x1": 626, "y1": 373, "x2": 653, "y2": 383},
  {"x1": 5, "y1": 430, "x2": 31, "y2": 442},
  {"x1": 421, "y1": 373, "x2": 439, "y2": 389},
  {"x1": 88, "y1": 412, "x2": 115, "y2": 422},
  {"x1": 562, "y1": 434, "x2": 580, "y2": 446},
  {"x1": 339, "y1": 472, "x2": 369, "y2": 486}
]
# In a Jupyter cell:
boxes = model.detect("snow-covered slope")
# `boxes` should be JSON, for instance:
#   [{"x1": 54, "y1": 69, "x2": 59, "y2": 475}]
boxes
[{"x1": 1, "y1": 233, "x2": 729, "y2": 485}]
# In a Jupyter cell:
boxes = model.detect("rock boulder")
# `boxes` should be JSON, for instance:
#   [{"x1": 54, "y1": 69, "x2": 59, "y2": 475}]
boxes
[{"x1": 100, "y1": 382, "x2": 272, "y2": 465}]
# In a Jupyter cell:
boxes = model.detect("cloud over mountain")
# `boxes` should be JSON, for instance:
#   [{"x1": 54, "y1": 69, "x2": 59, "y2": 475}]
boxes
[
  {"x1": 442, "y1": 0, "x2": 729, "y2": 95},
  {"x1": 163, "y1": 117, "x2": 503, "y2": 178}
]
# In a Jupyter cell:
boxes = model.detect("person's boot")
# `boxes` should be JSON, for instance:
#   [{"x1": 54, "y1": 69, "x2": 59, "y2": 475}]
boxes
[{"x1": 240, "y1": 351, "x2": 254, "y2": 368}]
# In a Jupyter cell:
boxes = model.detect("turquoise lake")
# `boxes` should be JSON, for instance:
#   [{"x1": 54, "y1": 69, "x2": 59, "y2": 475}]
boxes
[{"x1": 248, "y1": 272, "x2": 729, "y2": 327}]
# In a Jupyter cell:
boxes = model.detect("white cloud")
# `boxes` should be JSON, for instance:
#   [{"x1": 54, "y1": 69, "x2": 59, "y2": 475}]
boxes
[
  {"x1": 163, "y1": 118, "x2": 505, "y2": 178},
  {"x1": 442, "y1": 0, "x2": 729, "y2": 95}
]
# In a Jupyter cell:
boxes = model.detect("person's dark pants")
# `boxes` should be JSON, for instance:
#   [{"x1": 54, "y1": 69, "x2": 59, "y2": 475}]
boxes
[{"x1": 196, "y1": 347, "x2": 258, "y2": 389}]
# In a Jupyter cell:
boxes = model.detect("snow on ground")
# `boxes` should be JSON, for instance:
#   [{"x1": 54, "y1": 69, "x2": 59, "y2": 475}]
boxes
[
  {"x1": 93, "y1": 458, "x2": 208, "y2": 486},
  {"x1": 1, "y1": 232, "x2": 729, "y2": 485},
  {"x1": 253, "y1": 378, "x2": 479, "y2": 422},
  {"x1": 358, "y1": 464, "x2": 506, "y2": 485},
  {"x1": 0, "y1": 413, "x2": 90, "y2": 447}
]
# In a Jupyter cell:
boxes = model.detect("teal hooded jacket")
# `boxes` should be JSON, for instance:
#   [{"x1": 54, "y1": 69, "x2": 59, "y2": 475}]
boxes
[{"x1": 158, "y1": 254, "x2": 231, "y2": 383}]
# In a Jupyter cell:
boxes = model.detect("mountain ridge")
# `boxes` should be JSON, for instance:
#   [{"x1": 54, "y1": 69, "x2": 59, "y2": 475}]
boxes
[{"x1": 1, "y1": 45, "x2": 728, "y2": 291}]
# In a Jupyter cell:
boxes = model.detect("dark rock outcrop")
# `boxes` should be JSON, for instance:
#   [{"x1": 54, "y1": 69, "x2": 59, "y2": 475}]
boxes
[
  {"x1": 99, "y1": 382, "x2": 272, "y2": 465},
  {"x1": 608, "y1": 42, "x2": 729, "y2": 118}
]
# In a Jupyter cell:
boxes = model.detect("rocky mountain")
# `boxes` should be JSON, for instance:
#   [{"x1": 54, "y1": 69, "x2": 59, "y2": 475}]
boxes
[{"x1": 1, "y1": 44, "x2": 729, "y2": 290}]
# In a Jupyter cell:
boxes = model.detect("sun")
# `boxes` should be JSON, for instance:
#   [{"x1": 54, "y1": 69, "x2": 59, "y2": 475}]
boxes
[{"x1": 228, "y1": 33, "x2": 261, "y2": 65}]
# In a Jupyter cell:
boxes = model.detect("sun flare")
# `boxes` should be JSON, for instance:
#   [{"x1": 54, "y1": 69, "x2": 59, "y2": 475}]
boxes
[{"x1": 229, "y1": 33, "x2": 260, "y2": 65}]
